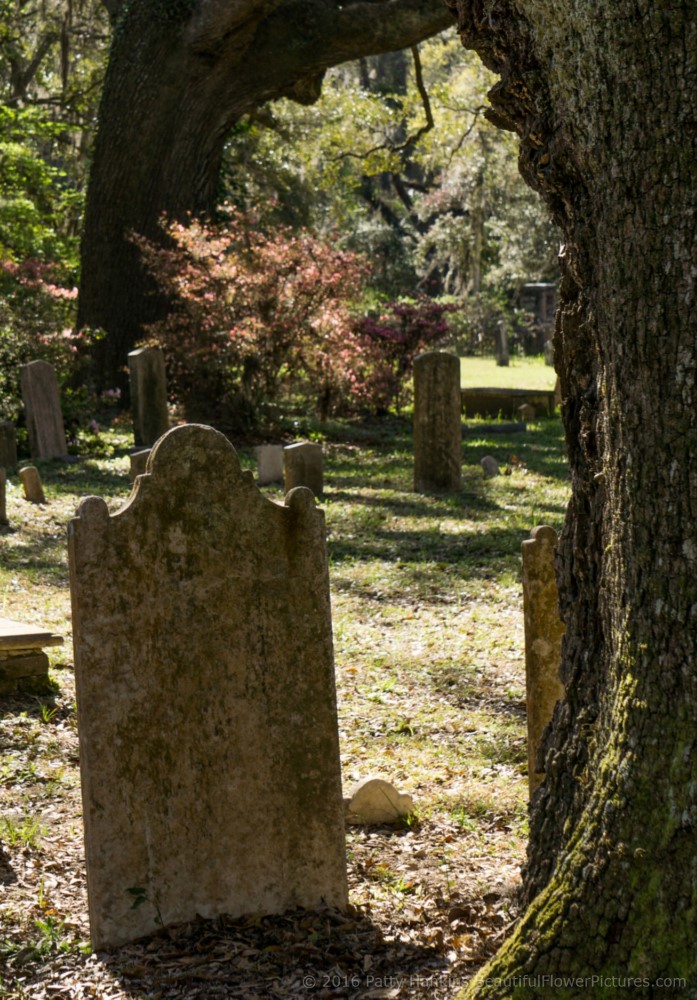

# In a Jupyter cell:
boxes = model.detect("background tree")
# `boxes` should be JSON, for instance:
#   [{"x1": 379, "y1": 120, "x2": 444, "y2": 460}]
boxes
[
  {"x1": 219, "y1": 31, "x2": 559, "y2": 356},
  {"x1": 76, "y1": 0, "x2": 455, "y2": 388},
  {"x1": 445, "y1": 0, "x2": 697, "y2": 994}
]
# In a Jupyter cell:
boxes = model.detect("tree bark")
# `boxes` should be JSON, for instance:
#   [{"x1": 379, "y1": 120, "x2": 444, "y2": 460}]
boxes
[
  {"x1": 446, "y1": 0, "x2": 697, "y2": 993},
  {"x1": 77, "y1": 0, "x2": 453, "y2": 388}
]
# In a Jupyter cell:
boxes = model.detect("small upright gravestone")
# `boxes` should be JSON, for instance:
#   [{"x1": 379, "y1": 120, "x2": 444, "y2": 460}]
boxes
[
  {"x1": 128, "y1": 347, "x2": 170, "y2": 447},
  {"x1": 0, "y1": 421, "x2": 17, "y2": 469},
  {"x1": 68, "y1": 424, "x2": 347, "y2": 949},
  {"x1": 413, "y1": 352, "x2": 462, "y2": 493},
  {"x1": 20, "y1": 360, "x2": 67, "y2": 459},
  {"x1": 256, "y1": 444, "x2": 284, "y2": 486},
  {"x1": 522, "y1": 525, "x2": 566, "y2": 796},
  {"x1": 480, "y1": 455, "x2": 500, "y2": 478},
  {"x1": 19, "y1": 466, "x2": 46, "y2": 504},
  {"x1": 283, "y1": 442, "x2": 323, "y2": 497}
]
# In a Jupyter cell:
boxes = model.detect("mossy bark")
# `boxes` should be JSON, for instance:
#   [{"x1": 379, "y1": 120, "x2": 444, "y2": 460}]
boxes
[
  {"x1": 77, "y1": 0, "x2": 453, "y2": 389},
  {"x1": 447, "y1": 1, "x2": 697, "y2": 994}
]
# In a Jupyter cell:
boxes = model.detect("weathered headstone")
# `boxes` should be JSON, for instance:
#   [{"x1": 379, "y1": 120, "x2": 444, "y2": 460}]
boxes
[
  {"x1": 480, "y1": 455, "x2": 500, "y2": 478},
  {"x1": 255, "y1": 444, "x2": 284, "y2": 486},
  {"x1": 495, "y1": 324, "x2": 510, "y2": 366},
  {"x1": 128, "y1": 448, "x2": 151, "y2": 483},
  {"x1": 0, "y1": 468, "x2": 7, "y2": 525},
  {"x1": 413, "y1": 352, "x2": 462, "y2": 493},
  {"x1": 0, "y1": 617, "x2": 62, "y2": 695},
  {"x1": 20, "y1": 360, "x2": 67, "y2": 459},
  {"x1": 68, "y1": 424, "x2": 347, "y2": 949},
  {"x1": 128, "y1": 347, "x2": 170, "y2": 447},
  {"x1": 283, "y1": 442, "x2": 323, "y2": 497},
  {"x1": 345, "y1": 777, "x2": 415, "y2": 826},
  {"x1": 19, "y1": 466, "x2": 46, "y2": 504},
  {"x1": 522, "y1": 525, "x2": 566, "y2": 797},
  {"x1": 0, "y1": 421, "x2": 17, "y2": 469},
  {"x1": 518, "y1": 403, "x2": 537, "y2": 422}
]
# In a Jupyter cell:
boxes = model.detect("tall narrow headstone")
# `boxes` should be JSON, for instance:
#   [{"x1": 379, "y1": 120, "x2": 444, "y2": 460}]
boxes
[
  {"x1": 0, "y1": 421, "x2": 17, "y2": 469},
  {"x1": 283, "y1": 442, "x2": 323, "y2": 498},
  {"x1": 413, "y1": 352, "x2": 462, "y2": 493},
  {"x1": 20, "y1": 361, "x2": 67, "y2": 459},
  {"x1": 19, "y1": 466, "x2": 46, "y2": 504},
  {"x1": 128, "y1": 347, "x2": 170, "y2": 447},
  {"x1": 495, "y1": 324, "x2": 510, "y2": 366},
  {"x1": 0, "y1": 468, "x2": 7, "y2": 524},
  {"x1": 68, "y1": 424, "x2": 347, "y2": 949},
  {"x1": 522, "y1": 525, "x2": 566, "y2": 797},
  {"x1": 255, "y1": 444, "x2": 284, "y2": 486}
]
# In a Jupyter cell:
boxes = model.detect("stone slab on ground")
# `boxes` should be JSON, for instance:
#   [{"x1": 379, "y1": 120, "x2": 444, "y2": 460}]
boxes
[{"x1": 461, "y1": 387, "x2": 556, "y2": 419}]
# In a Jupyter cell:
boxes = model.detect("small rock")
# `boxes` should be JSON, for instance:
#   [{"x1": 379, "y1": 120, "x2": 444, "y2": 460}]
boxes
[
  {"x1": 480, "y1": 456, "x2": 500, "y2": 478},
  {"x1": 345, "y1": 777, "x2": 414, "y2": 826}
]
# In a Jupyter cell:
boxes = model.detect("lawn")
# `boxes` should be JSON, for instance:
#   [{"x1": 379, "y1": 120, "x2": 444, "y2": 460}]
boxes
[
  {"x1": 0, "y1": 411, "x2": 569, "y2": 999},
  {"x1": 460, "y1": 355, "x2": 557, "y2": 391}
]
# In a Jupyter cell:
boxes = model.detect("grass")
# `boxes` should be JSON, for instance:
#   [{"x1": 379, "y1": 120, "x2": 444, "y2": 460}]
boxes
[
  {"x1": 0, "y1": 406, "x2": 570, "y2": 997},
  {"x1": 460, "y1": 355, "x2": 557, "y2": 390}
]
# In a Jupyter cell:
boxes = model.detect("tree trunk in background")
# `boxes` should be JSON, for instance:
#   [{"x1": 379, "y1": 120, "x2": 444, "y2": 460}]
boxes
[
  {"x1": 447, "y1": 1, "x2": 696, "y2": 993},
  {"x1": 78, "y1": 0, "x2": 453, "y2": 390}
]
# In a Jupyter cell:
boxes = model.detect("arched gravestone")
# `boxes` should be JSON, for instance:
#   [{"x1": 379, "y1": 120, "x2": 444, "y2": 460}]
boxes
[{"x1": 68, "y1": 424, "x2": 347, "y2": 949}]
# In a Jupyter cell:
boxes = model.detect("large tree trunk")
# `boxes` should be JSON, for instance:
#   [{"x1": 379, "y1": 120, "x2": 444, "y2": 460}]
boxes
[
  {"x1": 448, "y1": 1, "x2": 697, "y2": 993},
  {"x1": 77, "y1": 0, "x2": 453, "y2": 389}
]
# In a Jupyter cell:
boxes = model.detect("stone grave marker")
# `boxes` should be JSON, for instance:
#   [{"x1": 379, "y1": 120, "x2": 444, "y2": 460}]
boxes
[
  {"x1": 413, "y1": 352, "x2": 462, "y2": 493},
  {"x1": 128, "y1": 346, "x2": 170, "y2": 447},
  {"x1": 68, "y1": 424, "x2": 347, "y2": 949},
  {"x1": 522, "y1": 525, "x2": 566, "y2": 796},
  {"x1": 20, "y1": 360, "x2": 67, "y2": 459},
  {"x1": 0, "y1": 617, "x2": 62, "y2": 695},
  {"x1": 255, "y1": 444, "x2": 284, "y2": 486},
  {"x1": 283, "y1": 442, "x2": 323, "y2": 497},
  {"x1": 20, "y1": 466, "x2": 46, "y2": 504},
  {"x1": 0, "y1": 421, "x2": 17, "y2": 469},
  {"x1": 480, "y1": 455, "x2": 500, "y2": 478}
]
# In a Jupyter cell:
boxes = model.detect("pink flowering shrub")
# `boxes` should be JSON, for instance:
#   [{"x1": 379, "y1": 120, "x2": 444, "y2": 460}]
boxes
[
  {"x1": 351, "y1": 297, "x2": 453, "y2": 414},
  {"x1": 135, "y1": 209, "x2": 370, "y2": 427},
  {"x1": 0, "y1": 259, "x2": 94, "y2": 426}
]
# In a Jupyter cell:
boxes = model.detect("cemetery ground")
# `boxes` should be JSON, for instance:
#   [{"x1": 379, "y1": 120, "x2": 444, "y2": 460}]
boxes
[{"x1": 0, "y1": 412, "x2": 569, "y2": 1000}]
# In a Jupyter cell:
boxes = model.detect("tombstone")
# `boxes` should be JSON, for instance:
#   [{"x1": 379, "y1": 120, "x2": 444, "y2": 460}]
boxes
[
  {"x1": 0, "y1": 468, "x2": 7, "y2": 525},
  {"x1": 0, "y1": 617, "x2": 62, "y2": 695},
  {"x1": 518, "y1": 403, "x2": 537, "y2": 422},
  {"x1": 495, "y1": 324, "x2": 510, "y2": 367},
  {"x1": 413, "y1": 352, "x2": 462, "y2": 493},
  {"x1": 544, "y1": 339, "x2": 555, "y2": 366},
  {"x1": 128, "y1": 347, "x2": 170, "y2": 447},
  {"x1": 255, "y1": 444, "x2": 284, "y2": 486},
  {"x1": 20, "y1": 360, "x2": 68, "y2": 459},
  {"x1": 19, "y1": 466, "x2": 46, "y2": 504},
  {"x1": 68, "y1": 424, "x2": 347, "y2": 949},
  {"x1": 128, "y1": 448, "x2": 151, "y2": 483},
  {"x1": 345, "y1": 777, "x2": 415, "y2": 826},
  {"x1": 522, "y1": 525, "x2": 566, "y2": 797},
  {"x1": 0, "y1": 421, "x2": 17, "y2": 469},
  {"x1": 283, "y1": 442, "x2": 323, "y2": 498},
  {"x1": 480, "y1": 455, "x2": 500, "y2": 478}
]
